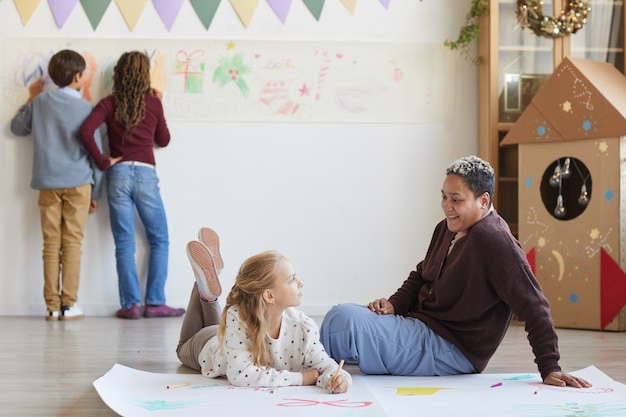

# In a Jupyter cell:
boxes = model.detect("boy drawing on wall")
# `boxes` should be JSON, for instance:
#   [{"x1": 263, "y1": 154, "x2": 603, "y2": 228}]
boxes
[{"x1": 10, "y1": 49, "x2": 106, "y2": 321}]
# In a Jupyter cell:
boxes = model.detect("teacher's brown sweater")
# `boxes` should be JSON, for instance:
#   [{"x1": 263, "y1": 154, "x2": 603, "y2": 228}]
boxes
[{"x1": 388, "y1": 211, "x2": 561, "y2": 380}]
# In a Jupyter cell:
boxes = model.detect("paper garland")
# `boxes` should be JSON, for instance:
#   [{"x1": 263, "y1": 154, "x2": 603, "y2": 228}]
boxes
[
  {"x1": 114, "y1": 0, "x2": 147, "y2": 31},
  {"x1": 189, "y1": 0, "x2": 220, "y2": 29},
  {"x1": 229, "y1": 0, "x2": 258, "y2": 28},
  {"x1": 267, "y1": 0, "x2": 292, "y2": 24},
  {"x1": 48, "y1": 0, "x2": 78, "y2": 28},
  {"x1": 13, "y1": 0, "x2": 41, "y2": 25},
  {"x1": 340, "y1": 0, "x2": 356, "y2": 15},
  {"x1": 153, "y1": 0, "x2": 185, "y2": 31},
  {"x1": 13, "y1": 0, "x2": 392, "y2": 30},
  {"x1": 79, "y1": 0, "x2": 111, "y2": 30},
  {"x1": 302, "y1": 0, "x2": 324, "y2": 21}
]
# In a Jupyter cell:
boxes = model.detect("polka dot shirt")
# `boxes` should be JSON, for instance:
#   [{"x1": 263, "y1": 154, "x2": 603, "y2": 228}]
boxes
[{"x1": 198, "y1": 306, "x2": 351, "y2": 388}]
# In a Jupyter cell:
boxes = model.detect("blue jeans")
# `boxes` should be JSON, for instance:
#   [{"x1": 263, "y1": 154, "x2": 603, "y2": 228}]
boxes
[
  {"x1": 320, "y1": 303, "x2": 476, "y2": 376},
  {"x1": 106, "y1": 164, "x2": 169, "y2": 309}
]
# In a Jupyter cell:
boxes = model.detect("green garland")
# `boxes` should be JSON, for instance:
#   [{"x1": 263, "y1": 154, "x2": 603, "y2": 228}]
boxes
[
  {"x1": 444, "y1": 0, "x2": 488, "y2": 64},
  {"x1": 516, "y1": 0, "x2": 590, "y2": 39},
  {"x1": 445, "y1": 1, "x2": 590, "y2": 64}
]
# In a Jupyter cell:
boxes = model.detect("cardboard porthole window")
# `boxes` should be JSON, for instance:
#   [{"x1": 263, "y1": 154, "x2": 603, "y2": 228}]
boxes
[{"x1": 540, "y1": 157, "x2": 592, "y2": 221}]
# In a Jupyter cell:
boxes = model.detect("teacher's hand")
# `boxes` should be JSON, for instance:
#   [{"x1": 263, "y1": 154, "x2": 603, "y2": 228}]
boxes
[
  {"x1": 543, "y1": 371, "x2": 592, "y2": 388},
  {"x1": 367, "y1": 298, "x2": 394, "y2": 315}
]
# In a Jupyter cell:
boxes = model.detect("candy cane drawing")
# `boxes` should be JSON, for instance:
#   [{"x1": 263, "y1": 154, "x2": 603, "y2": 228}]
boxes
[{"x1": 314, "y1": 50, "x2": 332, "y2": 101}]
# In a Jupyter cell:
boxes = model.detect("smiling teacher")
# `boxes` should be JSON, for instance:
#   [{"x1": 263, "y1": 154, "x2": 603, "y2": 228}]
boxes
[{"x1": 320, "y1": 155, "x2": 592, "y2": 389}]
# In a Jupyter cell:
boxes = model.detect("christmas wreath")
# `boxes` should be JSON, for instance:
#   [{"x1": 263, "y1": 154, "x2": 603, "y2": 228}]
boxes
[{"x1": 516, "y1": 0, "x2": 590, "y2": 39}]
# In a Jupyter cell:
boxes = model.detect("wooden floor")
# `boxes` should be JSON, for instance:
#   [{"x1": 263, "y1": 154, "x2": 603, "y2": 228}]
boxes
[{"x1": 0, "y1": 316, "x2": 624, "y2": 416}]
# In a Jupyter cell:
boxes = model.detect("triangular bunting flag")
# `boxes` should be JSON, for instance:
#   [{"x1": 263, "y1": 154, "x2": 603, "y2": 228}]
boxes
[
  {"x1": 340, "y1": 0, "x2": 356, "y2": 14},
  {"x1": 189, "y1": 0, "x2": 220, "y2": 30},
  {"x1": 600, "y1": 248, "x2": 626, "y2": 329},
  {"x1": 80, "y1": 0, "x2": 111, "y2": 30},
  {"x1": 48, "y1": 0, "x2": 78, "y2": 28},
  {"x1": 266, "y1": 0, "x2": 292, "y2": 24},
  {"x1": 152, "y1": 0, "x2": 184, "y2": 31},
  {"x1": 14, "y1": 0, "x2": 42, "y2": 25},
  {"x1": 302, "y1": 0, "x2": 323, "y2": 21},
  {"x1": 378, "y1": 0, "x2": 390, "y2": 9},
  {"x1": 229, "y1": 0, "x2": 257, "y2": 28},
  {"x1": 114, "y1": 0, "x2": 147, "y2": 31}
]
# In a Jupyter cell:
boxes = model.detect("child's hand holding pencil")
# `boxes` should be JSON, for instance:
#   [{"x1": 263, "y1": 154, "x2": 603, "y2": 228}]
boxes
[{"x1": 327, "y1": 360, "x2": 349, "y2": 394}]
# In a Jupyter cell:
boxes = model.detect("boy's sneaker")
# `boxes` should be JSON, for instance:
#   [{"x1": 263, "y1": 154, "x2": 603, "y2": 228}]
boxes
[
  {"x1": 116, "y1": 303, "x2": 141, "y2": 320},
  {"x1": 143, "y1": 304, "x2": 185, "y2": 318},
  {"x1": 60, "y1": 304, "x2": 84, "y2": 321},
  {"x1": 46, "y1": 310, "x2": 60, "y2": 321},
  {"x1": 186, "y1": 240, "x2": 222, "y2": 301},
  {"x1": 198, "y1": 227, "x2": 224, "y2": 271}
]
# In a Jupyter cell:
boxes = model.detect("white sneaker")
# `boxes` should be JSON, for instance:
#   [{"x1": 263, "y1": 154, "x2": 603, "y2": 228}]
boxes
[
  {"x1": 46, "y1": 310, "x2": 60, "y2": 321},
  {"x1": 60, "y1": 304, "x2": 84, "y2": 321}
]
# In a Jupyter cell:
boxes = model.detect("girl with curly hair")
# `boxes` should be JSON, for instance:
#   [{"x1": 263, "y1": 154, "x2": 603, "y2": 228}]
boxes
[{"x1": 80, "y1": 51, "x2": 184, "y2": 319}]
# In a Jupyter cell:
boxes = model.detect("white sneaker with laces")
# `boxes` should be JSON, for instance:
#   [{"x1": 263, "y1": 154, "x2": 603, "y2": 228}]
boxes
[{"x1": 61, "y1": 304, "x2": 84, "y2": 321}]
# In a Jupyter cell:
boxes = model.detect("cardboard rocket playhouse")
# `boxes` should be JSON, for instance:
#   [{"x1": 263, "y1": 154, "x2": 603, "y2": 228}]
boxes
[{"x1": 501, "y1": 57, "x2": 626, "y2": 331}]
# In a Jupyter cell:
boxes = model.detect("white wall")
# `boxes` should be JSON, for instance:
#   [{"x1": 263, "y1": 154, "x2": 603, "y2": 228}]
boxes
[{"x1": 0, "y1": 0, "x2": 477, "y2": 316}]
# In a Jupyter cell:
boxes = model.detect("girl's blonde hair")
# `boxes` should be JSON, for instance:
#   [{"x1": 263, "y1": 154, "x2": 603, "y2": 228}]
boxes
[
  {"x1": 218, "y1": 250, "x2": 284, "y2": 368},
  {"x1": 112, "y1": 51, "x2": 151, "y2": 132}
]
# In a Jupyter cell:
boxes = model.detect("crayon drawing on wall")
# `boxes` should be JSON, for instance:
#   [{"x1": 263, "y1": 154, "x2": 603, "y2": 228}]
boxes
[{"x1": 1, "y1": 38, "x2": 453, "y2": 124}]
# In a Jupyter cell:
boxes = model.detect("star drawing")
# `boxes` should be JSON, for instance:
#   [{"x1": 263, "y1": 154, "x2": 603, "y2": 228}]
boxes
[
  {"x1": 537, "y1": 125, "x2": 546, "y2": 136},
  {"x1": 298, "y1": 83, "x2": 311, "y2": 96},
  {"x1": 561, "y1": 100, "x2": 572, "y2": 112}
]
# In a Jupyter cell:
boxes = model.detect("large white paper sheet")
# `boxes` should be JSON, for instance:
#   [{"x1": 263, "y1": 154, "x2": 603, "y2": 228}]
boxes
[
  {"x1": 93, "y1": 363, "x2": 387, "y2": 417},
  {"x1": 363, "y1": 366, "x2": 626, "y2": 417},
  {"x1": 94, "y1": 364, "x2": 626, "y2": 417}
]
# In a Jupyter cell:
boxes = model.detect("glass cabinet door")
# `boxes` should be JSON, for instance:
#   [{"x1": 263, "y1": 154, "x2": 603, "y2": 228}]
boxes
[
  {"x1": 570, "y1": 0, "x2": 624, "y2": 73},
  {"x1": 498, "y1": 0, "x2": 555, "y2": 124}
]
